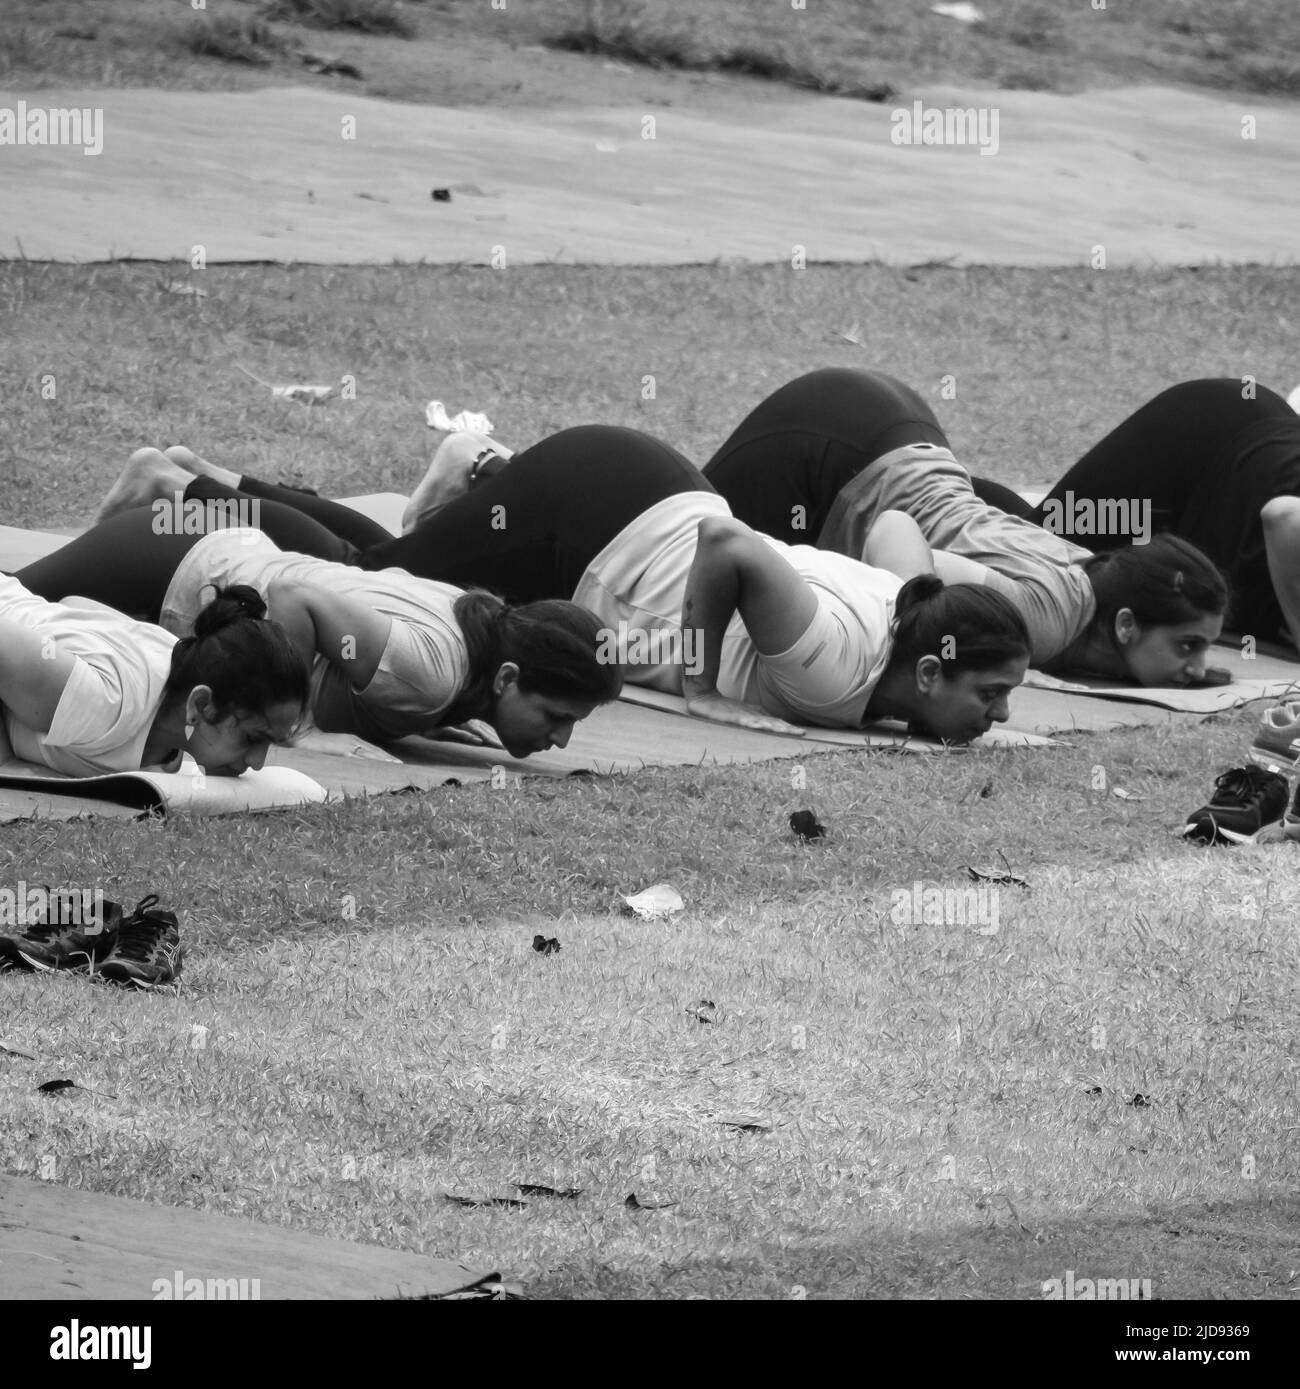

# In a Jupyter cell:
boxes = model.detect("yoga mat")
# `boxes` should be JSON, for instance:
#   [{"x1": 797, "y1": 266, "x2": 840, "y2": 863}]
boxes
[
  {"x1": 0, "y1": 1173, "x2": 507, "y2": 1301},
  {"x1": 3, "y1": 85, "x2": 1297, "y2": 268}
]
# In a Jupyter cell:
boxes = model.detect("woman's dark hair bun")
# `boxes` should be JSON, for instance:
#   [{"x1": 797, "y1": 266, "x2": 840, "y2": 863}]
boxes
[
  {"x1": 192, "y1": 583, "x2": 268, "y2": 638},
  {"x1": 895, "y1": 573, "x2": 945, "y2": 611}
]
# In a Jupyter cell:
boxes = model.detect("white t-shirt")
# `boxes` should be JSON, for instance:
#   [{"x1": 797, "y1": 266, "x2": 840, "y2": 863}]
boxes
[
  {"x1": 160, "y1": 531, "x2": 470, "y2": 742},
  {"x1": 818, "y1": 442, "x2": 1096, "y2": 664},
  {"x1": 0, "y1": 575, "x2": 179, "y2": 775},
  {"x1": 572, "y1": 493, "x2": 902, "y2": 728}
]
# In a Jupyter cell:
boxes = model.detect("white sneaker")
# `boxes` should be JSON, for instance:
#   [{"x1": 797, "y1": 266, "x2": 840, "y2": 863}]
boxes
[{"x1": 401, "y1": 431, "x2": 514, "y2": 533}]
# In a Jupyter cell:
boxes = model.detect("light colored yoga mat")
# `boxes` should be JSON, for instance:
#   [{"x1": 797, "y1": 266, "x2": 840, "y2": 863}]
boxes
[
  {"x1": 0, "y1": 1173, "x2": 506, "y2": 1301},
  {"x1": 2, "y1": 84, "x2": 1296, "y2": 267}
]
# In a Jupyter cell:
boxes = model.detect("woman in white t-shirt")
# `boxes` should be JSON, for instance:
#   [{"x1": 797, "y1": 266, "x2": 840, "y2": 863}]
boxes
[
  {"x1": 0, "y1": 577, "x2": 307, "y2": 777},
  {"x1": 701, "y1": 368, "x2": 1230, "y2": 687}
]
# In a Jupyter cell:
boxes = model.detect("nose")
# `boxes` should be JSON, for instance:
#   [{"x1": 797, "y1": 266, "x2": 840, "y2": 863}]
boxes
[
  {"x1": 989, "y1": 695, "x2": 1011, "y2": 724},
  {"x1": 1184, "y1": 655, "x2": 1206, "y2": 684},
  {"x1": 550, "y1": 720, "x2": 575, "y2": 750}
]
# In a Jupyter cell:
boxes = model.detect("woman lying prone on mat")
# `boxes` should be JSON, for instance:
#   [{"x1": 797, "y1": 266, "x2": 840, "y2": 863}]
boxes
[
  {"x1": 698, "y1": 368, "x2": 1231, "y2": 688},
  {"x1": 0, "y1": 576, "x2": 305, "y2": 776},
  {"x1": 965, "y1": 378, "x2": 1300, "y2": 651},
  {"x1": 15, "y1": 519, "x2": 621, "y2": 763},
  {"x1": 83, "y1": 429, "x2": 1032, "y2": 741}
]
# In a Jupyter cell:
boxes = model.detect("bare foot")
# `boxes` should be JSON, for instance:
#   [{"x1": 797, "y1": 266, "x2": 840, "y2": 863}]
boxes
[
  {"x1": 401, "y1": 431, "x2": 514, "y2": 533},
  {"x1": 163, "y1": 445, "x2": 242, "y2": 489},
  {"x1": 92, "y1": 448, "x2": 195, "y2": 525}
]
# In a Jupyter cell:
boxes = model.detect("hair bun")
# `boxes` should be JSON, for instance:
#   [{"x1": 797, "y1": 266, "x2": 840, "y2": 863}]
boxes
[
  {"x1": 192, "y1": 582, "x2": 267, "y2": 639},
  {"x1": 895, "y1": 573, "x2": 945, "y2": 613}
]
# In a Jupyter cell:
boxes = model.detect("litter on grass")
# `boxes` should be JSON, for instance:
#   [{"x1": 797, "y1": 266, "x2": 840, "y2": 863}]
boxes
[
  {"x1": 621, "y1": 884, "x2": 685, "y2": 919},
  {"x1": 930, "y1": 2, "x2": 984, "y2": 22},
  {"x1": 426, "y1": 401, "x2": 494, "y2": 434},
  {"x1": 236, "y1": 363, "x2": 344, "y2": 405}
]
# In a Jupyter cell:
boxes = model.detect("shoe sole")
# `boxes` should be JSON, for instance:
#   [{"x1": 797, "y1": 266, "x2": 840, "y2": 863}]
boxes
[
  {"x1": 98, "y1": 944, "x2": 183, "y2": 989},
  {"x1": 1184, "y1": 815, "x2": 1286, "y2": 846}
]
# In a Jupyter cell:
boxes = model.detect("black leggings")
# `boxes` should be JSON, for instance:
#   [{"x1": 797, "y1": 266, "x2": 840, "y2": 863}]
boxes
[
  {"x1": 16, "y1": 426, "x2": 715, "y2": 613},
  {"x1": 969, "y1": 379, "x2": 1300, "y2": 629},
  {"x1": 973, "y1": 379, "x2": 1300, "y2": 542},
  {"x1": 352, "y1": 425, "x2": 716, "y2": 600},
  {"x1": 703, "y1": 367, "x2": 949, "y2": 544}
]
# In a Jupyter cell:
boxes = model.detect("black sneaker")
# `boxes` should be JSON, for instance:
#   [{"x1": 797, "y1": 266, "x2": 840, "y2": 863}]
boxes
[
  {"x1": 1183, "y1": 766, "x2": 1289, "y2": 846},
  {"x1": 1261, "y1": 778, "x2": 1300, "y2": 844},
  {"x1": 96, "y1": 895, "x2": 183, "y2": 988},
  {"x1": 0, "y1": 897, "x2": 122, "y2": 973}
]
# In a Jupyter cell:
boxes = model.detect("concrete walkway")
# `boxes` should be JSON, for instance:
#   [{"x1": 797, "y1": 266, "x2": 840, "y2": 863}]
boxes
[{"x1": 2, "y1": 83, "x2": 1295, "y2": 266}]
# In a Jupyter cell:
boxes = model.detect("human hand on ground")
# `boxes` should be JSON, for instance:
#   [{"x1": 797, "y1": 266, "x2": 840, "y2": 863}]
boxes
[
  {"x1": 684, "y1": 691, "x2": 806, "y2": 736},
  {"x1": 426, "y1": 720, "x2": 504, "y2": 748}
]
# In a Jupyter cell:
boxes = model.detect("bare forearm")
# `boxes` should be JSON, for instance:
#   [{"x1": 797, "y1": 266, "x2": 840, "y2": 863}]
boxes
[{"x1": 680, "y1": 521, "x2": 742, "y2": 699}]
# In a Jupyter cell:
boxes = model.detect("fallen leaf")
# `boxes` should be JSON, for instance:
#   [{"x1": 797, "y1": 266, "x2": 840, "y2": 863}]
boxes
[
  {"x1": 161, "y1": 281, "x2": 207, "y2": 298},
  {"x1": 37, "y1": 1079, "x2": 76, "y2": 1093},
  {"x1": 515, "y1": 1184, "x2": 582, "y2": 1199},
  {"x1": 625, "y1": 1192, "x2": 677, "y2": 1211},
  {"x1": 1128, "y1": 1093, "x2": 1152, "y2": 1108},
  {"x1": 686, "y1": 999, "x2": 717, "y2": 1024},
  {"x1": 1111, "y1": 787, "x2": 1142, "y2": 801},
  {"x1": 532, "y1": 934, "x2": 561, "y2": 956},
  {"x1": 621, "y1": 883, "x2": 684, "y2": 919},
  {"x1": 789, "y1": 809, "x2": 825, "y2": 840},
  {"x1": 443, "y1": 1193, "x2": 526, "y2": 1210},
  {"x1": 0, "y1": 1040, "x2": 36, "y2": 1060},
  {"x1": 966, "y1": 864, "x2": 1028, "y2": 888},
  {"x1": 301, "y1": 54, "x2": 363, "y2": 79}
]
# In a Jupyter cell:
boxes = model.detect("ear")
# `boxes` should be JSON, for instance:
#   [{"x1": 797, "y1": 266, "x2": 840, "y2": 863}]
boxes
[
  {"x1": 492, "y1": 662, "x2": 521, "y2": 697},
  {"x1": 914, "y1": 654, "x2": 945, "y2": 694},
  {"x1": 185, "y1": 685, "x2": 216, "y2": 724},
  {"x1": 1113, "y1": 607, "x2": 1138, "y2": 646}
]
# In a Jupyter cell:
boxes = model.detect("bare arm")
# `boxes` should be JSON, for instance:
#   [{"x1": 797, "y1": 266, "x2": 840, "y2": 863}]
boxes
[
  {"x1": 930, "y1": 549, "x2": 1001, "y2": 587},
  {"x1": 0, "y1": 618, "x2": 79, "y2": 734},
  {"x1": 265, "y1": 578, "x2": 393, "y2": 690},
  {"x1": 859, "y1": 510, "x2": 934, "y2": 581},
  {"x1": 680, "y1": 516, "x2": 813, "y2": 735}
]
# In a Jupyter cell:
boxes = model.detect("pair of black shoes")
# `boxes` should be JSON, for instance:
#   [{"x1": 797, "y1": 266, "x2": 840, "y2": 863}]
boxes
[
  {"x1": 0, "y1": 894, "x2": 183, "y2": 987},
  {"x1": 1183, "y1": 766, "x2": 1297, "y2": 846}
]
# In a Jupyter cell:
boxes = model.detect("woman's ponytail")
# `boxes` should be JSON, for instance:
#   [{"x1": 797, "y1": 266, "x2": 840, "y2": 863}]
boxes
[
  {"x1": 889, "y1": 576, "x2": 1030, "y2": 673},
  {"x1": 166, "y1": 583, "x2": 308, "y2": 721},
  {"x1": 450, "y1": 588, "x2": 622, "y2": 716}
]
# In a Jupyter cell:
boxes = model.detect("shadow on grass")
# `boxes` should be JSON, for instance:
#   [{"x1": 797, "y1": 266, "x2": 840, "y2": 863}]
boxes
[{"x1": 531, "y1": 1193, "x2": 1300, "y2": 1299}]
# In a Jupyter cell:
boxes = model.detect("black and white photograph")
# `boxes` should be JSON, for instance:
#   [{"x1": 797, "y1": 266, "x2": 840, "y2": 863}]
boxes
[{"x1": 0, "y1": 0, "x2": 1296, "y2": 1353}]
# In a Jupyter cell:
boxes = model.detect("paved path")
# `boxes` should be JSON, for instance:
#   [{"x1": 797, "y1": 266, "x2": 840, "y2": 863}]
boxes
[{"x1": 1, "y1": 83, "x2": 1295, "y2": 265}]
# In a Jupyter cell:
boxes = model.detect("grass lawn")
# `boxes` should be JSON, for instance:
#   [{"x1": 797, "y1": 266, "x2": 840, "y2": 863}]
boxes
[
  {"x1": 3, "y1": 0, "x2": 1300, "y2": 108},
  {"x1": 2, "y1": 260, "x2": 1299, "y2": 1300},
  {"x1": 1, "y1": 0, "x2": 1299, "y2": 1310}
]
